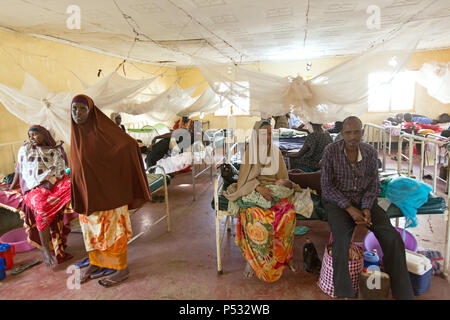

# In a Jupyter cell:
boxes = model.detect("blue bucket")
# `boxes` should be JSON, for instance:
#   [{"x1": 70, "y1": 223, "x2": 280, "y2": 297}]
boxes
[{"x1": 0, "y1": 257, "x2": 5, "y2": 281}]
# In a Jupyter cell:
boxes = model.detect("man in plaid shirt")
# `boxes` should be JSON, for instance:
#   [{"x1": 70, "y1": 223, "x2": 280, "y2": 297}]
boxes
[{"x1": 321, "y1": 116, "x2": 414, "y2": 299}]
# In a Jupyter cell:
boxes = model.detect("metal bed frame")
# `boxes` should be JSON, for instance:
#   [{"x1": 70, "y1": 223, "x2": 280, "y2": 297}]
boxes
[
  {"x1": 128, "y1": 164, "x2": 171, "y2": 245},
  {"x1": 213, "y1": 126, "x2": 450, "y2": 279},
  {"x1": 191, "y1": 129, "x2": 225, "y2": 201},
  {"x1": 396, "y1": 132, "x2": 450, "y2": 279}
]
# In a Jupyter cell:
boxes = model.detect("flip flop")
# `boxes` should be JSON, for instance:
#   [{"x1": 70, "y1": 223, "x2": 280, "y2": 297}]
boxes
[
  {"x1": 90, "y1": 268, "x2": 116, "y2": 279},
  {"x1": 294, "y1": 226, "x2": 309, "y2": 235},
  {"x1": 11, "y1": 259, "x2": 41, "y2": 275},
  {"x1": 98, "y1": 276, "x2": 129, "y2": 288},
  {"x1": 80, "y1": 265, "x2": 102, "y2": 284},
  {"x1": 74, "y1": 257, "x2": 90, "y2": 269}
]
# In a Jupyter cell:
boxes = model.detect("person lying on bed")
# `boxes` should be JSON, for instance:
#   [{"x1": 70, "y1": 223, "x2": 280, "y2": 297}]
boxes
[
  {"x1": 321, "y1": 116, "x2": 414, "y2": 300},
  {"x1": 327, "y1": 121, "x2": 343, "y2": 134},
  {"x1": 223, "y1": 120, "x2": 300, "y2": 282},
  {"x1": 288, "y1": 122, "x2": 332, "y2": 172},
  {"x1": 0, "y1": 125, "x2": 73, "y2": 267},
  {"x1": 145, "y1": 121, "x2": 196, "y2": 169},
  {"x1": 71, "y1": 94, "x2": 151, "y2": 288}
]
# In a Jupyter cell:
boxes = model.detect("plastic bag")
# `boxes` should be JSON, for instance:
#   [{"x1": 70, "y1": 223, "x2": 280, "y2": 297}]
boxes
[{"x1": 385, "y1": 177, "x2": 432, "y2": 228}]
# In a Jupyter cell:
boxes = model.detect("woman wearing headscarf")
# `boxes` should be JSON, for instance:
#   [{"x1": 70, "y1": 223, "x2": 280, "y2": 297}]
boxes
[
  {"x1": 223, "y1": 120, "x2": 299, "y2": 282},
  {"x1": 71, "y1": 94, "x2": 151, "y2": 288},
  {"x1": 110, "y1": 112, "x2": 126, "y2": 132},
  {"x1": 289, "y1": 122, "x2": 333, "y2": 172},
  {"x1": 0, "y1": 125, "x2": 73, "y2": 266}
]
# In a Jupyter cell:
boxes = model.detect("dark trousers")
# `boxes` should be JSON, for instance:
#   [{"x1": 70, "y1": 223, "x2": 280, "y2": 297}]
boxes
[
  {"x1": 322, "y1": 200, "x2": 414, "y2": 299},
  {"x1": 145, "y1": 138, "x2": 170, "y2": 168}
]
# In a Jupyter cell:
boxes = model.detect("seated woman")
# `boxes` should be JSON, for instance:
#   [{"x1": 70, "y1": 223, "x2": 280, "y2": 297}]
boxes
[
  {"x1": 223, "y1": 120, "x2": 299, "y2": 282},
  {"x1": 0, "y1": 125, "x2": 73, "y2": 267},
  {"x1": 288, "y1": 122, "x2": 332, "y2": 172}
]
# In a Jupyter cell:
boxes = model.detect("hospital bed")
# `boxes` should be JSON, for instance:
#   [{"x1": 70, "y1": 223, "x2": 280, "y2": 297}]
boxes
[
  {"x1": 149, "y1": 128, "x2": 226, "y2": 201},
  {"x1": 212, "y1": 135, "x2": 450, "y2": 279}
]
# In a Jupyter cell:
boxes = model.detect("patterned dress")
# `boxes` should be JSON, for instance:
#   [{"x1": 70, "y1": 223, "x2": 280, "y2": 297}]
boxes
[
  {"x1": 79, "y1": 205, "x2": 132, "y2": 270},
  {"x1": 235, "y1": 197, "x2": 296, "y2": 282}
]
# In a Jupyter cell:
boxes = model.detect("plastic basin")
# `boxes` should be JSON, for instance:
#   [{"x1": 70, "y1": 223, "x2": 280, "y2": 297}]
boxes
[
  {"x1": 364, "y1": 227, "x2": 417, "y2": 263},
  {"x1": 0, "y1": 228, "x2": 35, "y2": 252}
]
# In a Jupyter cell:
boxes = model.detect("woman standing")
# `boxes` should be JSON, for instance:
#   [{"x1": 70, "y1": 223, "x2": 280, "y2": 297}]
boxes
[
  {"x1": 70, "y1": 94, "x2": 151, "y2": 287},
  {"x1": 0, "y1": 125, "x2": 72, "y2": 266},
  {"x1": 223, "y1": 120, "x2": 298, "y2": 282}
]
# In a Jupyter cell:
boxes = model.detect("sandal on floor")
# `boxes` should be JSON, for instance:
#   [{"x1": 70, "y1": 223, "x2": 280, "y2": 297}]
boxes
[
  {"x1": 74, "y1": 257, "x2": 90, "y2": 269},
  {"x1": 11, "y1": 259, "x2": 41, "y2": 275},
  {"x1": 80, "y1": 265, "x2": 101, "y2": 284},
  {"x1": 90, "y1": 268, "x2": 116, "y2": 279},
  {"x1": 98, "y1": 276, "x2": 129, "y2": 288}
]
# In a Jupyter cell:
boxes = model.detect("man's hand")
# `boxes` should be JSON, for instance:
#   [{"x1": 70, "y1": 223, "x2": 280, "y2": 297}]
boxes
[
  {"x1": 256, "y1": 186, "x2": 273, "y2": 201},
  {"x1": 362, "y1": 208, "x2": 372, "y2": 227},
  {"x1": 345, "y1": 206, "x2": 367, "y2": 225}
]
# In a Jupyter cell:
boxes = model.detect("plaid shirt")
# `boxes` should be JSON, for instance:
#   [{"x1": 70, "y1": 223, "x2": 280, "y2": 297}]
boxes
[
  {"x1": 291, "y1": 131, "x2": 332, "y2": 170},
  {"x1": 321, "y1": 140, "x2": 380, "y2": 209}
]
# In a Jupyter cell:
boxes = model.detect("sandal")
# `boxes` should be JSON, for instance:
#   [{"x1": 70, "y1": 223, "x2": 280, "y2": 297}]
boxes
[
  {"x1": 80, "y1": 265, "x2": 101, "y2": 284},
  {"x1": 11, "y1": 259, "x2": 41, "y2": 275},
  {"x1": 74, "y1": 257, "x2": 90, "y2": 269},
  {"x1": 98, "y1": 276, "x2": 129, "y2": 288},
  {"x1": 90, "y1": 268, "x2": 116, "y2": 279}
]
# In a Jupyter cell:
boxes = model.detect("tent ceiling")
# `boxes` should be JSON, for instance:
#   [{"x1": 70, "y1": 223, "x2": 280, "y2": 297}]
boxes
[{"x1": 1, "y1": 0, "x2": 449, "y2": 66}]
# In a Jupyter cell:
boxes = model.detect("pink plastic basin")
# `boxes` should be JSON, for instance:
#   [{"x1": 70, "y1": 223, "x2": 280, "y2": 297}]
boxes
[{"x1": 0, "y1": 228, "x2": 35, "y2": 252}]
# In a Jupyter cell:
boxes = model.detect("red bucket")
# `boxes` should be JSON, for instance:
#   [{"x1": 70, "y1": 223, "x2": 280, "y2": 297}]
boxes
[{"x1": 0, "y1": 244, "x2": 15, "y2": 270}]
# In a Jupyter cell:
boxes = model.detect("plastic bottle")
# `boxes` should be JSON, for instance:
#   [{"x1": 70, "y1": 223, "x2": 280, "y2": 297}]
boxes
[{"x1": 363, "y1": 250, "x2": 380, "y2": 270}]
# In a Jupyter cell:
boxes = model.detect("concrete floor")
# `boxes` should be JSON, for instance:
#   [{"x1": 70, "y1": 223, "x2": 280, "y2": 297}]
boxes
[{"x1": 1, "y1": 156, "x2": 449, "y2": 300}]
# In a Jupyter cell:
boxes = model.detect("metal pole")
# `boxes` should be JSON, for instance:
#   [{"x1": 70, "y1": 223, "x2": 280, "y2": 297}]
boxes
[
  {"x1": 445, "y1": 151, "x2": 450, "y2": 281},
  {"x1": 398, "y1": 135, "x2": 403, "y2": 175},
  {"x1": 192, "y1": 156, "x2": 196, "y2": 201},
  {"x1": 214, "y1": 175, "x2": 223, "y2": 274},
  {"x1": 382, "y1": 129, "x2": 386, "y2": 172},
  {"x1": 433, "y1": 145, "x2": 438, "y2": 193},
  {"x1": 408, "y1": 136, "x2": 414, "y2": 177},
  {"x1": 420, "y1": 141, "x2": 425, "y2": 182}
]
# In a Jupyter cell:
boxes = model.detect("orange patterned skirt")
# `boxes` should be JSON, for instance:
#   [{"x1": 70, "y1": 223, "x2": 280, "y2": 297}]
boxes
[{"x1": 79, "y1": 205, "x2": 132, "y2": 270}]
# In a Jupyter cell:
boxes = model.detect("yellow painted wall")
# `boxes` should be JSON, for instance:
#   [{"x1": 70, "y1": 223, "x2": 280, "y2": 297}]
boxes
[{"x1": 0, "y1": 29, "x2": 177, "y2": 175}]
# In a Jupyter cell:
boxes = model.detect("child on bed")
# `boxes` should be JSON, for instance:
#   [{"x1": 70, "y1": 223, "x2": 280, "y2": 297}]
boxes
[{"x1": 274, "y1": 178, "x2": 293, "y2": 189}]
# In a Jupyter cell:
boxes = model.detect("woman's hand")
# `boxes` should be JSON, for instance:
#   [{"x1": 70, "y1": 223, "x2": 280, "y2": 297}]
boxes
[{"x1": 256, "y1": 186, "x2": 273, "y2": 201}]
